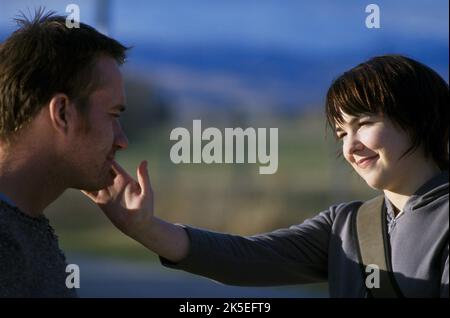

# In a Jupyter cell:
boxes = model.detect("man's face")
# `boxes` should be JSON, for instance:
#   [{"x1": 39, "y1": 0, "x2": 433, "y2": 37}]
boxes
[
  {"x1": 335, "y1": 112, "x2": 419, "y2": 191},
  {"x1": 68, "y1": 57, "x2": 128, "y2": 191}
]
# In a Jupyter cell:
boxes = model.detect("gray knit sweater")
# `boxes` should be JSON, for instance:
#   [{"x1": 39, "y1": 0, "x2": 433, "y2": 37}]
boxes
[{"x1": 0, "y1": 200, "x2": 77, "y2": 297}]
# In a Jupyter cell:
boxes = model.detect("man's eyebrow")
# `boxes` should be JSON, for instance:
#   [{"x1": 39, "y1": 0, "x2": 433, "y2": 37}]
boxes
[{"x1": 112, "y1": 104, "x2": 126, "y2": 112}]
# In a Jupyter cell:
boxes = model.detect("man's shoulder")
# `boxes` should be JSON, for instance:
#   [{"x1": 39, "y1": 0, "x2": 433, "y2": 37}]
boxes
[
  {"x1": 0, "y1": 201, "x2": 26, "y2": 254},
  {"x1": 0, "y1": 202, "x2": 28, "y2": 292},
  {"x1": 0, "y1": 200, "x2": 41, "y2": 264},
  {"x1": 0, "y1": 200, "x2": 18, "y2": 234},
  {"x1": 0, "y1": 200, "x2": 72, "y2": 297}
]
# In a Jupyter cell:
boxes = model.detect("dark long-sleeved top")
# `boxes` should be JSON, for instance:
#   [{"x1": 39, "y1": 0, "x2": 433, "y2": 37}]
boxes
[
  {"x1": 162, "y1": 171, "x2": 449, "y2": 298},
  {"x1": 0, "y1": 200, "x2": 76, "y2": 298}
]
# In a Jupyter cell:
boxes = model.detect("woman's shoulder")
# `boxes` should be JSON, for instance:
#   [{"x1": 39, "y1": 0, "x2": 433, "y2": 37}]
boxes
[
  {"x1": 324, "y1": 199, "x2": 366, "y2": 220},
  {"x1": 310, "y1": 198, "x2": 375, "y2": 232},
  {"x1": 293, "y1": 199, "x2": 367, "y2": 233}
]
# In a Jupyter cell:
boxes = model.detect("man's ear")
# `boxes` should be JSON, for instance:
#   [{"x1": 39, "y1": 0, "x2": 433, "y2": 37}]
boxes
[{"x1": 48, "y1": 93, "x2": 74, "y2": 135}]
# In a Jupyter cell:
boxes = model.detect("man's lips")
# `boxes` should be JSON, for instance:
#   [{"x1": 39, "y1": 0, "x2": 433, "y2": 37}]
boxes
[
  {"x1": 106, "y1": 156, "x2": 115, "y2": 169},
  {"x1": 106, "y1": 152, "x2": 116, "y2": 162},
  {"x1": 356, "y1": 155, "x2": 379, "y2": 168}
]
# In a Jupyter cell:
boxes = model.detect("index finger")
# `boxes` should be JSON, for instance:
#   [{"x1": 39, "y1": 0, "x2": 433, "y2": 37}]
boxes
[
  {"x1": 111, "y1": 160, "x2": 133, "y2": 181},
  {"x1": 137, "y1": 160, "x2": 152, "y2": 196}
]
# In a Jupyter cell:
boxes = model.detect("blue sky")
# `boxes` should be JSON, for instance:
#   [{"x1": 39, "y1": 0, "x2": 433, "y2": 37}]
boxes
[
  {"x1": 1, "y1": 0, "x2": 448, "y2": 50},
  {"x1": 1, "y1": 0, "x2": 448, "y2": 112}
]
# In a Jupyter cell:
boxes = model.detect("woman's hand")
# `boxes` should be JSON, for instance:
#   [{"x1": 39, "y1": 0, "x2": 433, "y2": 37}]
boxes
[
  {"x1": 82, "y1": 160, "x2": 190, "y2": 262},
  {"x1": 81, "y1": 160, "x2": 154, "y2": 239}
]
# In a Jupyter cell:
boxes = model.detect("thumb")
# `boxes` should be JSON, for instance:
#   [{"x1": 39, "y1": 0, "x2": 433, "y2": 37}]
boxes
[{"x1": 81, "y1": 190, "x2": 99, "y2": 201}]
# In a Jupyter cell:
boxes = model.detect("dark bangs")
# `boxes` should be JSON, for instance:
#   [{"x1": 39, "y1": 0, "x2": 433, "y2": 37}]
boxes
[
  {"x1": 324, "y1": 55, "x2": 449, "y2": 170},
  {"x1": 325, "y1": 60, "x2": 397, "y2": 132}
]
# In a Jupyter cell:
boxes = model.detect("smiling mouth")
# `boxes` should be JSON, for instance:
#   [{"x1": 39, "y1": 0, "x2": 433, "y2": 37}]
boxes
[{"x1": 356, "y1": 155, "x2": 379, "y2": 168}]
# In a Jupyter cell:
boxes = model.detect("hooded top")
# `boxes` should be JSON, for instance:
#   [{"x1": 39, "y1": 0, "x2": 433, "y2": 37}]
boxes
[{"x1": 162, "y1": 170, "x2": 449, "y2": 297}]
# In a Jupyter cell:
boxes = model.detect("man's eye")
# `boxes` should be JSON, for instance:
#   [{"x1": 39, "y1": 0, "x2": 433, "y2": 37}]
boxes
[{"x1": 337, "y1": 133, "x2": 346, "y2": 140}]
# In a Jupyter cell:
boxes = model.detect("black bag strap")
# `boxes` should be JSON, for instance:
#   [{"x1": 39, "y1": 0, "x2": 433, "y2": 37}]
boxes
[{"x1": 355, "y1": 195, "x2": 403, "y2": 298}]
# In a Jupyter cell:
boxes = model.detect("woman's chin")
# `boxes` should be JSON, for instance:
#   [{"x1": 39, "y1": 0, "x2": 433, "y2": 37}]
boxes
[
  {"x1": 365, "y1": 180, "x2": 382, "y2": 190},
  {"x1": 360, "y1": 171, "x2": 385, "y2": 190}
]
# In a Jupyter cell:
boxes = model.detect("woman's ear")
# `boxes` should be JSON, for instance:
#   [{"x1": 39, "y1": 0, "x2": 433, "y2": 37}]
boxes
[{"x1": 48, "y1": 93, "x2": 73, "y2": 135}]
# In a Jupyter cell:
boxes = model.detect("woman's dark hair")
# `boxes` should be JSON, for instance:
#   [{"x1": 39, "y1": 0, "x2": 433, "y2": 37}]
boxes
[{"x1": 325, "y1": 54, "x2": 449, "y2": 170}]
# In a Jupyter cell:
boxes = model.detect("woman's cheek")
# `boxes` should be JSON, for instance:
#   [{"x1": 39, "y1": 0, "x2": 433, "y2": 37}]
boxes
[{"x1": 359, "y1": 128, "x2": 381, "y2": 150}]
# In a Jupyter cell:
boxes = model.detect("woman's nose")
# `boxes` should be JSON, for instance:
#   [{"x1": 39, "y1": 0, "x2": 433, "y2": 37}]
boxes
[{"x1": 343, "y1": 134, "x2": 364, "y2": 159}]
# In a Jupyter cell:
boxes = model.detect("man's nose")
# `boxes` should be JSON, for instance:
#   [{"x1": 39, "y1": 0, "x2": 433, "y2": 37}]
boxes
[{"x1": 114, "y1": 122, "x2": 129, "y2": 150}]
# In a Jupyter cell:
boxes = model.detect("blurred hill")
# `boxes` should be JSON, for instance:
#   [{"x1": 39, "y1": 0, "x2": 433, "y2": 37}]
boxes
[
  {"x1": 2, "y1": 0, "x2": 448, "y2": 116},
  {"x1": 121, "y1": 74, "x2": 173, "y2": 139},
  {"x1": 123, "y1": 38, "x2": 449, "y2": 117}
]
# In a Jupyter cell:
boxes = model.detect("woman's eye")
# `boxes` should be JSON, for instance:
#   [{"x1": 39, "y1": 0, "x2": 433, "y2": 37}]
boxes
[
  {"x1": 358, "y1": 121, "x2": 371, "y2": 127},
  {"x1": 337, "y1": 133, "x2": 346, "y2": 140}
]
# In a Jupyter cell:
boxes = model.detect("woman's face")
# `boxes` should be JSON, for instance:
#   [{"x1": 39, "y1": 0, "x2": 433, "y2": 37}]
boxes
[{"x1": 335, "y1": 112, "x2": 420, "y2": 191}]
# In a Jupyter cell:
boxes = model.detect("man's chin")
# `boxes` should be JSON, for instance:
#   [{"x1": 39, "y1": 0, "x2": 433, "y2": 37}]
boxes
[
  {"x1": 77, "y1": 171, "x2": 115, "y2": 192},
  {"x1": 98, "y1": 170, "x2": 115, "y2": 188}
]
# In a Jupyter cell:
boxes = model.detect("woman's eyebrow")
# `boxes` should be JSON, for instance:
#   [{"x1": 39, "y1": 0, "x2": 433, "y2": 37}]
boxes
[
  {"x1": 335, "y1": 126, "x2": 344, "y2": 133},
  {"x1": 335, "y1": 117, "x2": 358, "y2": 132}
]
